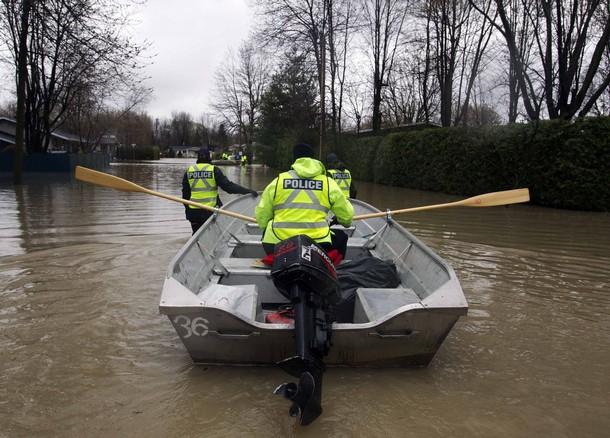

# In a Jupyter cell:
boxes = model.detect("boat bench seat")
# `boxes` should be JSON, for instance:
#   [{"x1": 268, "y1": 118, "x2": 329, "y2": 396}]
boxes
[
  {"x1": 197, "y1": 283, "x2": 259, "y2": 321},
  {"x1": 245, "y1": 224, "x2": 356, "y2": 237},
  {"x1": 353, "y1": 287, "x2": 421, "y2": 323},
  {"x1": 245, "y1": 223, "x2": 263, "y2": 235},
  {"x1": 230, "y1": 235, "x2": 370, "y2": 249},
  {"x1": 216, "y1": 258, "x2": 270, "y2": 275}
]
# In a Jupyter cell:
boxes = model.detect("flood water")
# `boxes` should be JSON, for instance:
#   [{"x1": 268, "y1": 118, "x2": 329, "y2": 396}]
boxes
[{"x1": 1, "y1": 159, "x2": 609, "y2": 437}]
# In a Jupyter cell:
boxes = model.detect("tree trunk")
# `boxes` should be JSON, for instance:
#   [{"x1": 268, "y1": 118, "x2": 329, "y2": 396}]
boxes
[
  {"x1": 508, "y1": 59, "x2": 519, "y2": 123},
  {"x1": 372, "y1": 74, "x2": 382, "y2": 131},
  {"x1": 440, "y1": 79, "x2": 453, "y2": 127},
  {"x1": 14, "y1": 0, "x2": 32, "y2": 184},
  {"x1": 319, "y1": 20, "x2": 326, "y2": 159}
]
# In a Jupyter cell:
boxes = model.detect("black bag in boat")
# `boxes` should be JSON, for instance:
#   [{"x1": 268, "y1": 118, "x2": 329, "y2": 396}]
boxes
[{"x1": 334, "y1": 257, "x2": 401, "y2": 323}]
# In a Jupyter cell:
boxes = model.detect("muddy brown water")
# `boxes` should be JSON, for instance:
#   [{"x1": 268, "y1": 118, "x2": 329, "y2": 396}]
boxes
[{"x1": 1, "y1": 159, "x2": 609, "y2": 437}]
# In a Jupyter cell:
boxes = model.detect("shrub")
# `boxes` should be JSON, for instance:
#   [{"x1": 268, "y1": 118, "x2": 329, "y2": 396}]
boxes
[{"x1": 338, "y1": 116, "x2": 610, "y2": 211}]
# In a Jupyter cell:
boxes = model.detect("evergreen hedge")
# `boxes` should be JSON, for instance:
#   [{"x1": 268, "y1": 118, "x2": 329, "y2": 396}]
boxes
[
  {"x1": 256, "y1": 117, "x2": 609, "y2": 211},
  {"x1": 341, "y1": 117, "x2": 610, "y2": 211}
]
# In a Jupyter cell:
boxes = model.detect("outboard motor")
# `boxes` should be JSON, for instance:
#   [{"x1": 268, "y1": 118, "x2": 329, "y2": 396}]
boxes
[{"x1": 270, "y1": 235, "x2": 340, "y2": 425}]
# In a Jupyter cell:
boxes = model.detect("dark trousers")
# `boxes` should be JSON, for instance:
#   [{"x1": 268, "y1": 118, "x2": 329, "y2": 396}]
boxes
[
  {"x1": 188, "y1": 210, "x2": 213, "y2": 235},
  {"x1": 190, "y1": 221, "x2": 204, "y2": 235},
  {"x1": 263, "y1": 229, "x2": 349, "y2": 258}
]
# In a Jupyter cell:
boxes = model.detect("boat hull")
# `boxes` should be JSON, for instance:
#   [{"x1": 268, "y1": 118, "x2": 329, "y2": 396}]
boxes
[
  {"x1": 159, "y1": 196, "x2": 468, "y2": 367},
  {"x1": 164, "y1": 306, "x2": 462, "y2": 366}
]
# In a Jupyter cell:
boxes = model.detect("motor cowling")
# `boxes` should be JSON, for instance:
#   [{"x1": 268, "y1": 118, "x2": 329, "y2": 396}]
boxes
[
  {"x1": 271, "y1": 235, "x2": 340, "y2": 307},
  {"x1": 270, "y1": 235, "x2": 340, "y2": 425}
]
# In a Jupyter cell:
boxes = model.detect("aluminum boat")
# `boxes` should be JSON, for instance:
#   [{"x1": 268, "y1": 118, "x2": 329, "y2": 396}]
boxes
[{"x1": 159, "y1": 195, "x2": 468, "y2": 367}]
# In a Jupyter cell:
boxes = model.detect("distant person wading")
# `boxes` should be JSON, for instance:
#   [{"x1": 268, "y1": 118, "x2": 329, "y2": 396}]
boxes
[{"x1": 182, "y1": 148, "x2": 257, "y2": 234}]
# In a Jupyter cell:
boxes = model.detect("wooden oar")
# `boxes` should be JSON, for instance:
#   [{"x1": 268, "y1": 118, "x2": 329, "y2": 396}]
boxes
[
  {"x1": 74, "y1": 166, "x2": 257, "y2": 222},
  {"x1": 353, "y1": 188, "x2": 530, "y2": 220}
]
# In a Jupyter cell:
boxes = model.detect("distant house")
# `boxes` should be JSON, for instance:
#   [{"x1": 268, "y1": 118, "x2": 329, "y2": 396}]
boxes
[
  {"x1": 170, "y1": 145, "x2": 200, "y2": 158},
  {"x1": 98, "y1": 134, "x2": 119, "y2": 155},
  {"x1": 99, "y1": 134, "x2": 118, "y2": 146},
  {"x1": 0, "y1": 117, "x2": 82, "y2": 152},
  {"x1": 0, "y1": 117, "x2": 111, "y2": 172}
]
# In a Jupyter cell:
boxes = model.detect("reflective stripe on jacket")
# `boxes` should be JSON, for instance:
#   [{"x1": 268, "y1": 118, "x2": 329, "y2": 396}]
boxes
[
  {"x1": 256, "y1": 157, "x2": 354, "y2": 245},
  {"x1": 328, "y1": 168, "x2": 352, "y2": 197},
  {"x1": 270, "y1": 170, "x2": 331, "y2": 241},
  {"x1": 187, "y1": 163, "x2": 217, "y2": 208}
]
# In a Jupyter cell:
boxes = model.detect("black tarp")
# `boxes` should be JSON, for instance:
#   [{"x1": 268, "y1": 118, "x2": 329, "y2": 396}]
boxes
[{"x1": 334, "y1": 257, "x2": 401, "y2": 322}]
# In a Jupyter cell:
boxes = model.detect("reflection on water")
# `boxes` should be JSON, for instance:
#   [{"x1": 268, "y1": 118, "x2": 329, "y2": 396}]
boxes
[{"x1": 1, "y1": 160, "x2": 609, "y2": 437}]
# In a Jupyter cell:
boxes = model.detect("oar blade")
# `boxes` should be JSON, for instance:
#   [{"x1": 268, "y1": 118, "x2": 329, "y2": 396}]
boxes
[
  {"x1": 461, "y1": 188, "x2": 530, "y2": 207},
  {"x1": 75, "y1": 166, "x2": 144, "y2": 193}
]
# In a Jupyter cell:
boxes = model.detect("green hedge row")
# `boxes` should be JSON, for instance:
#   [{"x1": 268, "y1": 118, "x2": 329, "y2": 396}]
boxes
[
  {"x1": 256, "y1": 117, "x2": 609, "y2": 211},
  {"x1": 340, "y1": 117, "x2": 610, "y2": 211}
]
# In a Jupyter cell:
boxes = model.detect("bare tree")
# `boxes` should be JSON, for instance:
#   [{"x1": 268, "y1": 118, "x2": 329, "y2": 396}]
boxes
[
  {"x1": 396, "y1": 12, "x2": 441, "y2": 123},
  {"x1": 502, "y1": 0, "x2": 535, "y2": 122},
  {"x1": 114, "y1": 110, "x2": 153, "y2": 147},
  {"x1": 256, "y1": 0, "x2": 330, "y2": 156},
  {"x1": 418, "y1": 0, "x2": 496, "y2": 126},
  {"x1": 474, "y1": 0, "x2": 610, "y2": 120},
  {"x1": 452, "y1": 0, "x2": 496, "y2": 125},
  {"x1": 345, "y1": 79, "x2": 370, "y2": 132},
  {"x1": 170, "y1": 112, "x2": 193, "y2": 146},
  {"x1": 326, "y1": 0, "x2": 357, "y2": 141},
  {"x1": 418, "y1": 11, "x2": 438, "y2": 123},
  {"x1": 382, "y1": 13, "x2": 440, "y2": 126},
  {"x1": 0, "y1": 0, "x2": 147, "y2": 153},
  {"x1": 212, "y1": 43, "x2": 269, "y2": 148},
  {"x1": 63, "y1": 82, "x2": 151, "y2": 151},
  {"x1": 588, "y1": 29, "x2": 610, "y2": 116},
  {"x1": 4, "y1": 0, "x2": 32, "y2": 183},
  {"x1": 383, "y1": 63, "x2": 420, "y2": 125},
  {"x1": 362, "y1": 0, "x2": 408, "y2": 132}
]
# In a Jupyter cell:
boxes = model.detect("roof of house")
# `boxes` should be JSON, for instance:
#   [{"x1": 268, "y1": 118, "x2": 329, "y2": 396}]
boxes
[
  {"x1": 0, "y1": 117, "x2": 81, "y2": 142},
  {"x1": 51, "y1": 130, "x2": 81, "y2": 142},
  {"x1": 0, "y1": 132, "x2": 15, "y2": 144}
]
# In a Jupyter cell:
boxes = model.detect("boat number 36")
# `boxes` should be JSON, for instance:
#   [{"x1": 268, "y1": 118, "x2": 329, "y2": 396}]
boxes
[{"x1": 173, "y1": 316, "x2": 209, "y2": 338}]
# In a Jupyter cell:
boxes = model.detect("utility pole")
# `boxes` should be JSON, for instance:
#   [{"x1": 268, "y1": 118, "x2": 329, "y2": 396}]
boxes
[{"x1": 14, "y1": 0, "x2": 32, "y2": 184}]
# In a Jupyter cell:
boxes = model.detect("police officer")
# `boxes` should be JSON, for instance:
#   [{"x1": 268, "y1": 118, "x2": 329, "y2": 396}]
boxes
[
  {"x1": 255, "y1": 143, "x2": 353, "y2": 257},
  {"x1": 183, "y1": 148, "x2": 257, "y2": 234},
  {"x1": 326, "y1": 153, "x2": 357, "y2": 199}
]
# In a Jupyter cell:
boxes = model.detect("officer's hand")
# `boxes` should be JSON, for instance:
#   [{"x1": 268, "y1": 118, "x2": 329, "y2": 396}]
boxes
[
  {"x1": 329, "y1": 216, "x2": 339, "y2": 226},
  {"x1": 249, "y1": 190, "x2": 259, "y2": 197}
]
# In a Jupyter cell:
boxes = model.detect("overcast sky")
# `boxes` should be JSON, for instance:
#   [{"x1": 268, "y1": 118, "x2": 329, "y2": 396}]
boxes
[
  {"x1": 134, "y1": 0, "x2": 253, "y2": 120},
  {"x1": 0, "y1": 1, "x2": 254, "y2": 121}
]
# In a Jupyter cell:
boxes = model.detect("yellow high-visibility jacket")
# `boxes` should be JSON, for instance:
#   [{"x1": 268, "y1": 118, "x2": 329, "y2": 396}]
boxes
[
  {"x1": 186, "y1": 163, "x2": 217, "y2": 208},
  {"x1": 328, "y1": 168, "x2": 353, "y2": 198},
  {"x1": 255, "y1": 157, "x2": 354, "y2": 245}
]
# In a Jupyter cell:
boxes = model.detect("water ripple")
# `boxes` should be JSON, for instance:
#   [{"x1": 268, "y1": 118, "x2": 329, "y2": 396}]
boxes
[{"x1": 1, "y1": 163, "x2": 609, "y2": 437}]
